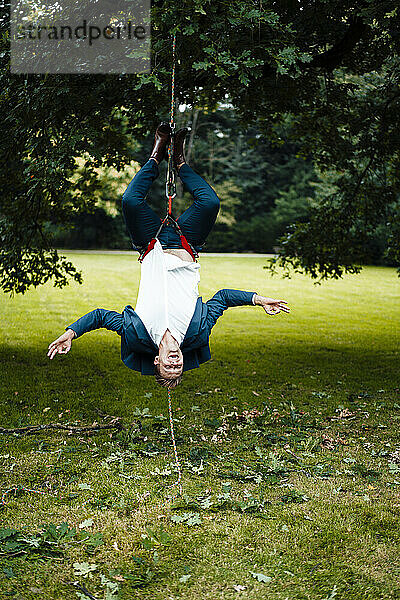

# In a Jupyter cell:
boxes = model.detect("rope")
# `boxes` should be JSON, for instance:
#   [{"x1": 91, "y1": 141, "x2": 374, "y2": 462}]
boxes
[
  {"x1": 165, "y1": 390, "x2": 183, "y2": 497},
  {"x1": 166, "y1": 32, "x2": 177, "y2": 215},
  {"x1": 162, "y1": 34, "x2": 184, "y2": 501},
  {"x1": 170, "y1": 33, "x2": 176, "y2": 127}
]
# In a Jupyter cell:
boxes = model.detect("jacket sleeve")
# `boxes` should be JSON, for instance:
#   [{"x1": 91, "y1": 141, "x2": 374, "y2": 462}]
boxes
[
  {"x1": 205, "y1": 289, "x2": 256, "y2": 330},
  {"x1": 66, "y1": 309, "x2": 124, "y2": 338}
]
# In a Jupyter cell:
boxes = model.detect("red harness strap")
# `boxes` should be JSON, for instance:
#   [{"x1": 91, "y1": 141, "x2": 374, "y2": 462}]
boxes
[
  {"x1": 138, "y1": 215, "x2": 198, "y2": 263},
  {"x1": 139, "y1": 237, "x2": 157, "y2": 262},
  {"x1": 179, "y1": 234, "x2": 196, "y2": 258}
]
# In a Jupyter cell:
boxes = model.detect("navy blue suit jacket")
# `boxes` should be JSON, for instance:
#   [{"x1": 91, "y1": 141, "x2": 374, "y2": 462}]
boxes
[{"x1": 67, "y1": 289, "x2": 256, "y2": 375}]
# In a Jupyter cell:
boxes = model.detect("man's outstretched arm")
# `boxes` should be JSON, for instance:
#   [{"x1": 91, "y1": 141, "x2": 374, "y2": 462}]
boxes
[
  {"x1": 205, "y1": 289, "x2": 290, "y2": 329},
  {"x1": 47, "y1": 308, "x2": 123, "y2": 360}
]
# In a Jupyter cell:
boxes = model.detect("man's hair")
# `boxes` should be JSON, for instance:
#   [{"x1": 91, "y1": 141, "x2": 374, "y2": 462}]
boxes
[{"x1": 154, "y1": 365, "x2": 182, "y2": 389}]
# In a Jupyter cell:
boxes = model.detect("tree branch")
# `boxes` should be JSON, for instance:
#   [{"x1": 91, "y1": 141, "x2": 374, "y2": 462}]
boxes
[
  {"x1": 0, "y1": 421, "x2": 123, "y2": 435},
  {"x1": 260, "y1": 15, "x2": 368, "y2": 79},
  {"x1": 310, "y1": 16, "x2": 368, "y2": 71}
]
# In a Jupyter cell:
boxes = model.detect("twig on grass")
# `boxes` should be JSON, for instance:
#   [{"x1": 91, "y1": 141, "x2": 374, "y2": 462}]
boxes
[
  {"x1": 65, "y1": 581, "x2": 99, "y2": 600},
  {"x1": 0, "y1": 420, "x2": 123, "y2": 436},
  {"x1": 283, "y1": 444, "x2": 301, "y2": 461}
]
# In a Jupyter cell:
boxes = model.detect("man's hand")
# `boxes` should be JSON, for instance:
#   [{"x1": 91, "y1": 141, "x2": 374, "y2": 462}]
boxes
[
  {"x1": 47, "y1": 329, "x2": 75, "y2": 360},
  {"x1": 254, "y1": 295, "x2": 290, "y2": 316}
]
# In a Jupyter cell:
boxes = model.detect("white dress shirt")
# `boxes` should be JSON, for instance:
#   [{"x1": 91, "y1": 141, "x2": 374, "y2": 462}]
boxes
[{"x1": 134, "y1": 240, "x2": 201, "y2": 347}]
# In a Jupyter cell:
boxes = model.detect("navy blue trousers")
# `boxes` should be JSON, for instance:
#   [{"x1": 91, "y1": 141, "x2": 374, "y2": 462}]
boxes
[{"x1": 122, "y1": 159, "x2": 220, "y2": 252}]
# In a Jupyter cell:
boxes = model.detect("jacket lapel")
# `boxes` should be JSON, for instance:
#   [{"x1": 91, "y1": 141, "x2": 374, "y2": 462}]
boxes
[
  {"x1": 123, "y1": 305, "x2": 158, "y2": 352},
  {"x1": 182, "y1": 297, "x2": 203, "y2": 346}
]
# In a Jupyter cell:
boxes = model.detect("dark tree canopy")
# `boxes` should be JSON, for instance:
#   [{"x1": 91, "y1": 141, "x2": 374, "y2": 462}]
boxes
[{"x1": 1, "y1": 0, "x2": 399, "y2": 293}]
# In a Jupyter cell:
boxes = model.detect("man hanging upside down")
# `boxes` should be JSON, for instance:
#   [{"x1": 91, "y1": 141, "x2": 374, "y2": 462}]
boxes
[{"x1": 48, "y1": 123, "x2": 290, "y2": 389}]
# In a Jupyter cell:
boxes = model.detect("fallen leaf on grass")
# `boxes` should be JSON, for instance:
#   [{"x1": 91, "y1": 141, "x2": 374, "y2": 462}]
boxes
[
  {"x1": 171, "y1": 513, "x2": 202, "y2": 526},
  {"x1": 250, "y1": 571, "x2": 272, "y2": 583},
  {"x1": 77, "y1": 483, "x2": 92, "y2": 490},
  {"x1": 323, "y1": 584, "x2": 338, "y2": 599},
  {"x1": 320, "y1": 434, "x2": 348, "y2": 450},
  {"x1": 280, "y1": 490, "x2": 310, "y2": 504},
  {"x1": 73, "y1": 562, "x2": 97, "y2": 577},
  {"x1": 327, "y1": 408, "x2": 356, "y2": 421},
  {"x1": 320, "y1": 433, "x2": 349, "y2": 450},
  {"x1": 321, "y1": 435, "x2": 335, "y2": 450},
  {"x1": 79, "y1": 518, "x2": 94, "y2": 529},
  {"x1": 389, "y1": 463, "x2": 400, "y2": 474},
  {"x1": 237, "y1": 408, "x2": 262, "y2": 421}
]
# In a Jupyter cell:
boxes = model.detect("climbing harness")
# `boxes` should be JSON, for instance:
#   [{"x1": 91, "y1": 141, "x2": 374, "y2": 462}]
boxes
[{"x1": 139, "y1": 214, "x2": 198, "y2": 262}]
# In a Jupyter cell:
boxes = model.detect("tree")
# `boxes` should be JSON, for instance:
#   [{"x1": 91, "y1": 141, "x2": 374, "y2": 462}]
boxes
[
  {"x1": 1, "y1": 0, "x2": 399, "y2": 292},
  {"x1": 174, "y1": 107, "x2": 316, "y2": 253}
]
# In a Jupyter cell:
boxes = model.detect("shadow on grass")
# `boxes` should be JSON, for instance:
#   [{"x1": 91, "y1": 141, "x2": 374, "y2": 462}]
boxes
[{"x1": 1, "y1": 339, "x2": 398, "y2": 399}]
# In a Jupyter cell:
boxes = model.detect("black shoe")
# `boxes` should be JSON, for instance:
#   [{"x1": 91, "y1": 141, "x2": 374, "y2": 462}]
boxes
[
  {"x1": 150, "y1": 122, "x2": 172, "y2": 163},
  {"x1": 173, "y1": 127, "x2": 189, "y2": 170}
]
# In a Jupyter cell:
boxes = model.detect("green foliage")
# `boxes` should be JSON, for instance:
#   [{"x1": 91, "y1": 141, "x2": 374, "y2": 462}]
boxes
[
  {"x1": 140, "y1": 526, "x2": 171, "y2": 548},
  {"x1": 0, "y1": 522, "x2": 103, "y2": 558},
  {"x1": 1, "y1": 2, "x2": 400, "y2": 291},
  {"x1": 123, "y1": 559, "x2": 156, "y2": 589},
  {"x1": 280, "y1": 490, "x2": 310, "y2": 504},
  {"x1": 49, "y1": 160, "x2": 137, "y2": 250},
  {"x1": 171, "y1": 486, "x2": 270, "y2": 517},
  {"x1": 117, "y1": 526, "x2": 172, "y2": 591},
  {"x1": 267, "y1": 150, "x2": 400, "y2": 280}
]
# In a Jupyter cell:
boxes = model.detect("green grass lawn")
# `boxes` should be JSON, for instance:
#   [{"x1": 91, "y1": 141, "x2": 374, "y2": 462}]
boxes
[{"x1": 0, "y1": 253, "x2": 399, "y2": 600}]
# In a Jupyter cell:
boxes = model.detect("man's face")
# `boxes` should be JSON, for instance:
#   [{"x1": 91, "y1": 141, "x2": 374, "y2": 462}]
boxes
[{"x1": 154, "y1": 347, "x2": 183, "y2": 378}]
